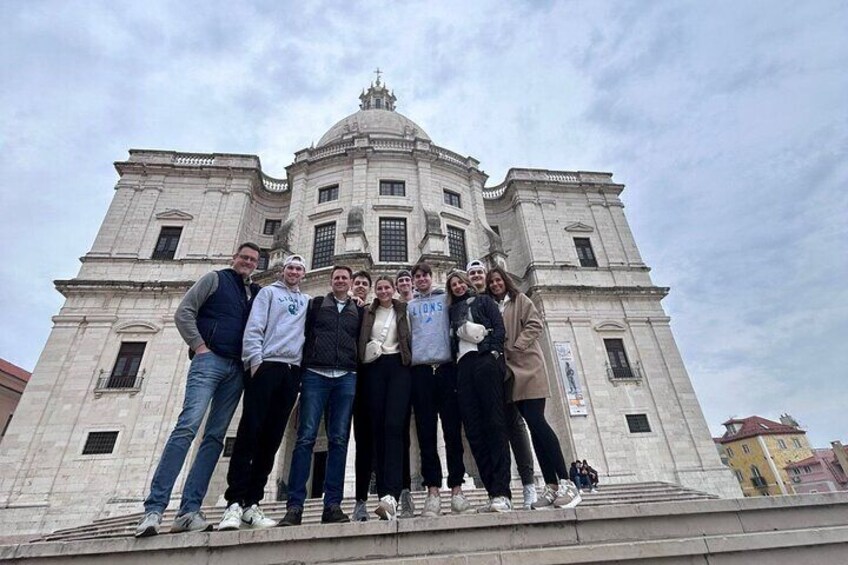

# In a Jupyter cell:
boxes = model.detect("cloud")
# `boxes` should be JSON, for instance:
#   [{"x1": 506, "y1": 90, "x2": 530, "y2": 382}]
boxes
[{"x1": 1, "y1": 0, "x2": 846, "y2": 445}]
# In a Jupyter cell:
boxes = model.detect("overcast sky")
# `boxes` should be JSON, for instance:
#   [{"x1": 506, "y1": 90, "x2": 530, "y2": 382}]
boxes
[{"x1": 1, "y1": 1, "x2": 846, "y2": 447}]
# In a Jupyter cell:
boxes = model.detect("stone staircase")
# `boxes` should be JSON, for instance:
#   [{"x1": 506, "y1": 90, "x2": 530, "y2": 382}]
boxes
[
  {"x1": 32, "y1": 481, "x2": 713, "y2": 542},
  {"x1": 3, "y1": 483, "x2": 847, "y2": 564}
]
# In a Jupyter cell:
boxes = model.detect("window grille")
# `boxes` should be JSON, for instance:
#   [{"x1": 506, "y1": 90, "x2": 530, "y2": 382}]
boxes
[
  {"x1": 379, "y1": 218, "x2": 408, "y2": 262},
  {"x1": 82, "y1": 431, "x2": 119, "y2": 455},
  {"x1": 312, "y1": 223, "x2": 336, "y2": 269},
  {"x1": 152, "y1": 227, "x2": 182, "y2": 260}
]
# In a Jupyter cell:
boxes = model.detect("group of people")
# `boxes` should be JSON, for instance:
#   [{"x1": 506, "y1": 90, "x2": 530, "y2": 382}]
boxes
[{"x1": 135, "y1": 242, "x2": 588, "y2": 538}]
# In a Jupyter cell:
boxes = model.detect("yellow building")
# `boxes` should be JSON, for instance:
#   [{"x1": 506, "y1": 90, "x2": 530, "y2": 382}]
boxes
[{"x1": 715, "y1": 415, "x2": 814, "y2": 496}]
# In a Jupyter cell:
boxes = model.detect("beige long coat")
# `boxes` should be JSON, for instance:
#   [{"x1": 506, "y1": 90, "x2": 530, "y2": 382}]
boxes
[{"x1": 501, "y1": 292, "x2": 551, "y2": 401}]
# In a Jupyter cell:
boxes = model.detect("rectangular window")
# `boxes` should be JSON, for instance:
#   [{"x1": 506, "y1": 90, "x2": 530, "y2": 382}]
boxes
[
  {"x1": 257, "y1": 249, "x2": 270, "y2": 271},
  {"x1": 604, "y1": 339, "x2": 634, "y2": 379},
  {"x1": 312, "y1": 222, "x2": 336, "y2": 269},
  {"x1": 803, "y1": 465, "x2": 812, "y2": 473},
  {"x1": 223, "y1": 437, "x2": 237, "y2": 458},
  {"x1": 152, "y1": 227, "x2": 182, "y2": 260},
  {"x1": 574, "y1": 237, "x2": 598, "y2": 267},
  {"x1": 263, "y1": 219, "x2": 282, "y2": 235},
  {"x1": 108, "y1": 342, "x2": 146, "y2": 388},
  {"x1": 726, "y1": 447, "x2": 734, "y2": 458},
  {"x1": 792, "y1": 438, "x2": 802, "y2": 448},
  {"x1": 626, "y1": 414, "x2": 651, "y2": 433},
  {"x1": 447, "y1": 226, "x2": 467, "y2": 268},
  {"x1": 742, "y1": 444, "x2": 751, "y2": 454},
  {"x1": 82, "y1": 431, "x2": 119, "y2": 455},
  {"x1": 379, "y1": 180, "x2": 406, "y2": 197},
  {"x1": 443, "y1": 190, "x2": 461, "y2": 208},
  {"x1": 791, "y1": 468, "x2": 801, "y2": 476},
  {"x1": 379, "y1": 218, "x2": 408, "y2": 263},
  {"x1": 318, "y1": 184, "x2": 339, "y2": 203},
  {"x1": 777, "y1": 439, "x2": 787, "y2": 449},
  {"x1": 734, "y1": 470, "x2": 744, "y2": 482}
]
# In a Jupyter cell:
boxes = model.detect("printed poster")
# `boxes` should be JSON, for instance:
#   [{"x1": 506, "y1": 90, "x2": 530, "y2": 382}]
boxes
[{"x1": 554, "y1": 341, "x2": 588, "y2": 416}]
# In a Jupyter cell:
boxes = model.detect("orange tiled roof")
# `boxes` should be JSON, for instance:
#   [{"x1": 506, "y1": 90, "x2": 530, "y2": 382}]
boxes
[
  {"x1": 716, "y1": 415, "x2": 804, "y2": 444},
  {"x1": 0, "y1": 358, "x2": 31, "y2": 382}
]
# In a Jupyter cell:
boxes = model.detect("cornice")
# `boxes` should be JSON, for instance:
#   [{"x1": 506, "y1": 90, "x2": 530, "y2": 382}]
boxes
[
  {"x1": 528, "y1": 284, "x2": 670, "y2": 298},
  {"x1": 307, "y1": 207, "x2": 344, "y2": 221}
]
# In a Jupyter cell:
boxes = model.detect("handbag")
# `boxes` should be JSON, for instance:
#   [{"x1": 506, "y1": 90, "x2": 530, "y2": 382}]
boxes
[{"x1": 363, "y1": 307, "x2": 395, "y2": 363}]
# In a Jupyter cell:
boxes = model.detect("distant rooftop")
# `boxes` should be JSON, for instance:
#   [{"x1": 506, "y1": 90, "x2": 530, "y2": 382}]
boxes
[
  {"x1": 717, "y1": 415, "x2": 805, "y2": 444},
  {"x1": 0, "y1": 358, "x2": 30, "y2": 383}
]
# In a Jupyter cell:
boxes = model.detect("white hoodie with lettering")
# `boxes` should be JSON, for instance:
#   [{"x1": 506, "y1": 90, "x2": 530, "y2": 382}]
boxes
[{"x1": 242, "y1": 281, "x2": 310, "y2": 370}]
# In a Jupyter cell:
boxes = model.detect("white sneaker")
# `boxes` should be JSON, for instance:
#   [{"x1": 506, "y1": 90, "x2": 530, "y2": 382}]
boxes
[
  {"x1": 135, "y1": 511, "x2": 162, "y2": 537},
  {"x1": 242, "y1": 504, "x2": 276, "y2": 528},
  {"x1": 554, "y1": 479, "x2": 582, "y2": 508},
  {"x1": 421, "y1": 493, "x2": 442, "y2": 517},
  {"x1": 490, "y1": 496, "x2": 513, "y2": 513},
  {"x1": 532, "y1": 485, "x2": 557, "y2": 510},
  {"x1": 522, "y1": 483, "x2": 538, "y2": 510},
  {"x1": 476, "y1": 498, "x2": 494, "y2": 513},
  {"x1": 218, "y1": 503, "x2": 243, "y2": 531},
  {"x1": 375, "y1": 495, "x2": 397, "y2": 521},
  {"x1": 450, "y1": 492, "x2": 474, "y2": 514}
]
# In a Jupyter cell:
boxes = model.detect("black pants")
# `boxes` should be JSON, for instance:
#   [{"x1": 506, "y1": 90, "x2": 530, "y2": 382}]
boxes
[
  {"x1": 353, "y1": 363, "x2": 374, "y2": 502},
  {"x1": 367, "y1": 354, "x2": 412, "y2": 499},
  {"x1": 355, "y1": 364, "x2": 412, "y2": 500},
  {"x1": 410, "y1": 363, "x2": 465, "y2": 488},
  {"x1": 457, "y1": 352, "x2": 511, "y2": 499},
  {"x1": 225, "y1": 361, "x2": 300, "y2": 507},
  {"x1": 506, "y1": 388, "x2": 535, "y2": 485},
  {"x1": 516, "y1": 398, "x2": 568, "y2": 485}
]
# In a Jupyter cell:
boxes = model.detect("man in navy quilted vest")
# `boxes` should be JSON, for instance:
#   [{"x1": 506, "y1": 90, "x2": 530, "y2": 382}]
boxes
[{"x1": 135, "y1": 242, "x2": 262, "y2": 537}]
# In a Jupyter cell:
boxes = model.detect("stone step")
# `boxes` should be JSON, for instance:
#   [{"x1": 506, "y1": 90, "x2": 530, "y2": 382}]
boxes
[
  {"x1": 36, "y1": 482, "x2": 715, "y2": 542},
  {"x1": 4, "y1": 492, "x2": 847, "y2": 564}
]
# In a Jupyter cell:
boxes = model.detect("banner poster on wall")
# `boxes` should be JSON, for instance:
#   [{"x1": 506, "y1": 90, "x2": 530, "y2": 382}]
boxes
[{"x1": 554, "y1": 341, "x2": 588, "y2": 416}]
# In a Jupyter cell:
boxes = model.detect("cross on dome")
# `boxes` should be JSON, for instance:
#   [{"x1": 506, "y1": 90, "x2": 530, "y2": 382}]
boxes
[{"x1": 360, "y1": 71, "x2": 396, "y2": 111}]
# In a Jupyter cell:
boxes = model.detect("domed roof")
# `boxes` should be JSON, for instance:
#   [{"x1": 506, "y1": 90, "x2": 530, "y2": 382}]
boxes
[
  {"x1": 317, "y1": 109, "x2": 431, "y2": 147},
  {"x1": 316, "y1": 76, "x2": 430, "y2": 147}
]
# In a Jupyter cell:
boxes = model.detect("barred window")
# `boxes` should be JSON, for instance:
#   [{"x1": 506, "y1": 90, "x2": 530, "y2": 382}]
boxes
[
  {"x1": 312, "y1": 223, "x2": 336, "y2": 269},
  {"x1": 625, "y1": 414, "x2": 651, "y2": 433},
  {"x1": 257, "y1": 249, "x2": 270, "y2": 271},
  {"x1": 447, "y1": 226, "x2": 467, "y2": 268},
  {"x1": 604, "y1": 339, "x2": 633, "y2": 379},
  {"x1": 83, "y1": 431, "x2": 119, "y2": 455},
  {"x1": 379, "y1": 180, "x2": 406, "y2": 196},
  {"x1": 152, "y1": 227, "x2": 182, "y2": 260},
  {"x1": 379, "y1": 218, "x2": 408, "y2": 262},
  {"x1": 443, "y1": 190, "x2": 461, "y2": 208},
  {"x1": 318, "y1": 184, "x2": 339, "y2": 203},
  {"x1": 263, "y1": 219, "x2": 282, "y2": 235},
  {"x1": 574, "y1": 238, "x2": 597, "y2": 267},
  {"x1": 108, "y1": 342, "x2": 146, "y2": 388}
]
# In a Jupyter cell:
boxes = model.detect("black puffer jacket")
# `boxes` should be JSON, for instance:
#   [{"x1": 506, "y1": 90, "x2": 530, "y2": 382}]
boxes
[
  {"x1": 302, "y1": 294, "x2": 363, "y2": 371},
  {"x1": 448, "y1": 290, "x2": 505, "y2": 356}
]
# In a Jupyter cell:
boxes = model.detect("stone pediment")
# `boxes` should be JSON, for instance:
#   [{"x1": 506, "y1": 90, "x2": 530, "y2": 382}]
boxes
[
  {"x1": 565, "y1": 221, "x2": 594, "y2": 233},
  {"x1": 594, "y1": 320, "x2": 626, "y2": 332},
  {"x1": 115, "y1": 320, "x2": 161, "y2": 334},
  {"x1": 155, "y1": 209, "x2": 194, "y2": 221}
]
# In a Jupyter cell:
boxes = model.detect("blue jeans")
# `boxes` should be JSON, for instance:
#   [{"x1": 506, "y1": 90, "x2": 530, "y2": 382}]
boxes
[
  {"x1": 287, "y1": 370, "x2": 356, "y2": 509},
  {"x1": 144, "y1": 351, "x2": 244, "y2": 514}
]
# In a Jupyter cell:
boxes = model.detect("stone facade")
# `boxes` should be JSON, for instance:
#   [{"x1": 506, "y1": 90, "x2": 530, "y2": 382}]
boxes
[{"x1": 0, "y1": 80, "x2": 740, "y2": 538}]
